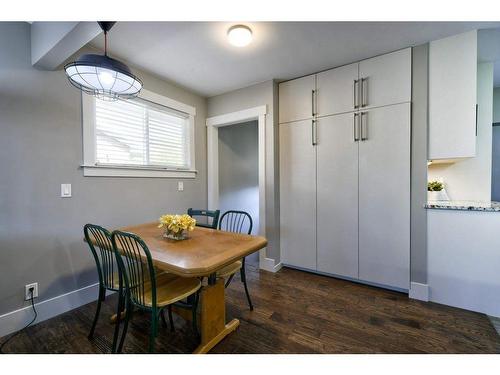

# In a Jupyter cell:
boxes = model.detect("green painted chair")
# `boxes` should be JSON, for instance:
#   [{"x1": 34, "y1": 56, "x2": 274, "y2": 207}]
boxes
[
  {"x1": 217, "y1": 210, "x2": 254, "y2": 310},
  {"x1": 83, "y1": 224, "x2": 123, "y2": 353},
  {"x1": 111, "y1": 230, "x2": 201, "y2": 353},
  {"x1": 187, "y1": 208, "x2": 220, "y2": 229}
]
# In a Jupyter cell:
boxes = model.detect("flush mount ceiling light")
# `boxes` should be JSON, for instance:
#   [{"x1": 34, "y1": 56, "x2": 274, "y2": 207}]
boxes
[
  {"x1": 64, "y1": 21, "x2": 142, "y2": 101},
  {"x1": 227, "y1": 25, "x2": 253, "y2": 47}
]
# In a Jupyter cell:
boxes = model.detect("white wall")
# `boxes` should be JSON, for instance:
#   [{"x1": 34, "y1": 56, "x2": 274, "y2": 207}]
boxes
[
  {"x1": 428, "y1": 63, "x2": 493, "y2": 201},
  {"x1": 218, "y1": 121, "x2": 259, "y2": 235}
]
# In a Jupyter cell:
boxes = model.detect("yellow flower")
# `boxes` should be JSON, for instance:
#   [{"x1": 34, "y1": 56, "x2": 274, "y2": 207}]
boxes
[{"x1": 158, "y1": 214, "x2": 196, "y2": 233}]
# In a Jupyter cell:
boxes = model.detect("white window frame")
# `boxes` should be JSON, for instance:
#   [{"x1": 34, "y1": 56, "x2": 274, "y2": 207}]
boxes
[{"x1": 81, "y1": 88, "x2": 197, "y2": 178}]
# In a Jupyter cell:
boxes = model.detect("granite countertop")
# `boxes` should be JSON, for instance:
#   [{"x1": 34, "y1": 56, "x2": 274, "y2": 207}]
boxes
[{"x1": 425, "y1": 200, "x2": 500, "y2": 212}]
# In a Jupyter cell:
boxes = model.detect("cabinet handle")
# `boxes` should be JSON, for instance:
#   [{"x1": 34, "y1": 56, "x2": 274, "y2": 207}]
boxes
[
  {"x1": 360, "y1": 111, "x2": 368, "y2": 141},
  {"x1": 353, "y1": 80, "x2": 359, "y2": 109},
  {"x1": 353, "y1": 113, "x2": 360, "y2": 141},
  {"x1": 312, "y1": 119, "x2": 317, "y2": 146},
  {"x1": 361, "y1": 77, "x2": 368, "y2": 107},
  {"x1": 311, "y1": 90, "x2": 316, "y2": 117}
]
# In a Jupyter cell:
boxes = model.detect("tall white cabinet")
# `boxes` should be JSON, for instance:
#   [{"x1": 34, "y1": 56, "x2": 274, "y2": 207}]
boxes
[{"x1": 279, "y1": 48, "x2": 411, "y2": 290}]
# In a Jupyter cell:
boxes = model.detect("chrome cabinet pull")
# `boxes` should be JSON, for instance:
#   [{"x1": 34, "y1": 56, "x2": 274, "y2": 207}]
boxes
[
  {"x1": 353, "y1": 80, "x2": 359, "y2": 109},
  {"x1": 312, "y1": 90, "x2": 316, "y2": 117},
  {"x1": 360, "y1": 111, "x2": 368, "y2": 141},
  {"x1": 312, "y1": 119, "x2": 317, "y2": 145},
  {"x1": 353, "y1": 113, "x2": 360, "y2": 141},
  {"x1": 361, "y1": 77, "x2": 368, "y2": 107}
]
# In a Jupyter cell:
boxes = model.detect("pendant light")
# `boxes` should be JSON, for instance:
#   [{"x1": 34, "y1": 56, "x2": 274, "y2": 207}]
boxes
[{"x1": 64, "y1": 21, "x2": 142, "y2": 101}]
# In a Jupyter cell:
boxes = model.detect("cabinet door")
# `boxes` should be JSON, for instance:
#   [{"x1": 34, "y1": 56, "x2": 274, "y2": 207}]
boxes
[
  {"x1": 358, "y1": 48, "x2": 411, "y2": 109},
  {"x1": 317, "y1": 113, "x2": 359, "y2": 278},
  {"x1": 428, "y1": 30, "x2": 477, "y2": 159},
  {"x1": 280, "y1": 119, "x2": 317, "y2": 270},
  {"x1": 279, "y1": 74, "x2": 316, "y2": 123},
  {"x1": 358, "y1": 103, "x2": 410, "y2": 290},
  {"x1": 316, "y1": 63, "x2": 359, "y2": 117}
]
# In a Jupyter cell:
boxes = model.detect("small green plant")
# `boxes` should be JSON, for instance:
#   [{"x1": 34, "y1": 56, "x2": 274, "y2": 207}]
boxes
[{"x1": 428, "y1": 180, "x2": 444, "y2": 192}]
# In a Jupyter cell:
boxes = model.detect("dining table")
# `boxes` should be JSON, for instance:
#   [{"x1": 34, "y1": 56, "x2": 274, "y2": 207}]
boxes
[{"x1": 112, "y1": 221, "x2": 267, "y2": 354}]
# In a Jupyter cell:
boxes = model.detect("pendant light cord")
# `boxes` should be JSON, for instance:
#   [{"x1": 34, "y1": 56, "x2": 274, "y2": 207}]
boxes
[{"x1": 104, "y1": 30, "x2": 108, "y2": 56}]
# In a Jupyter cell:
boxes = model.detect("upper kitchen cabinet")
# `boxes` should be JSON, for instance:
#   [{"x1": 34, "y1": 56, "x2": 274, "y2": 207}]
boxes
[
  {"x1": 358, "y1": 48, "x2": 412, "y2": 109},
  {"x1": 316, "y1": 62, "x2": 359, "y2": 117},
  {"x1": 279, "y1": 74, "x2": 316, "y2": 123},
  {"x1": 428, "y1": 30, "x2": 477, "y2": 160}
]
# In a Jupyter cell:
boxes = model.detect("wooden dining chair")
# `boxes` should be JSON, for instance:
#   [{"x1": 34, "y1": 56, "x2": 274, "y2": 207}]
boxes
[
  {"x1": 187, "y1": 208, "x2": 220, "y2": 229},
  {"x1": 83, "y1": 224, "x2": 123, "y2": 353},
  {"x1": 217, "y1": 210, "x2": 254, "y2": 310},
  {"x1": 111, "y1": 230, "x2": 201, "y2": 353}
]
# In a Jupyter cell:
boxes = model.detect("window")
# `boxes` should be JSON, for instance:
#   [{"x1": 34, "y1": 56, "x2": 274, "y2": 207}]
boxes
[{"x1": 82, "y1": 89, "x2": 196, "y2": 178}]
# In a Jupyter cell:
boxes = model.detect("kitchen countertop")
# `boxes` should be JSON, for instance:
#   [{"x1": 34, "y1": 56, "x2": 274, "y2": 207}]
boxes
[{"x1": 425, "y1": 200, "x2": 500, "y2": 212}]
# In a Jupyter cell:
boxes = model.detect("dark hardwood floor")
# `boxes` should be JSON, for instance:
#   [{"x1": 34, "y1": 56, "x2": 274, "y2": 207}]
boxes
[{"x1": 2, "y1": 261, "x2": 499, "y2": 354}]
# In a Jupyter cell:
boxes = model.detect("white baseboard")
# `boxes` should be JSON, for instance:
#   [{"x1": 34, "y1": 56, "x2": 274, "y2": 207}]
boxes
[
  {"x1": 259, "y1": 257, "x2": 282, "y2": 273},
  {"x1": 0, "y1": 283, "x2": 102, "y2": 338},
  {"x1": 409, "y1": 282, "x2": 429, "y2": 302}
]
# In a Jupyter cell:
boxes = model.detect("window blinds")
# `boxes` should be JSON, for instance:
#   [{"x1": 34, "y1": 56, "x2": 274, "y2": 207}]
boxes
[{"x1": 95, "y1": 97, "x2": 190, "y2": 169}]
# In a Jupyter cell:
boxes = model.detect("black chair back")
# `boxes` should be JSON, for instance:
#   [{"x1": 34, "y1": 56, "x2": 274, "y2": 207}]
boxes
[
  {"x1": 111, "y1": 230, "x2": 157, "y2": 309},
  {"x1": 187, "y1": 208, "x2": 220, "y2": 229},
  {"x1": 218, "y1": 210, "x2": 253, "y2": 235},
  {"x1": 84, "y1": 224, "x2": 120, "y2": 291}
]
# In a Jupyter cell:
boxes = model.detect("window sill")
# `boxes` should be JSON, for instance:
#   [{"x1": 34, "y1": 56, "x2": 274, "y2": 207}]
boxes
[{"x1": 81, "y1": 165, "x2": 197, "y2": 179}]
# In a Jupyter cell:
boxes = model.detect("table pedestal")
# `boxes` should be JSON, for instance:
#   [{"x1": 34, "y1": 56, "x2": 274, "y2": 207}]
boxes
[{"x1": 193, "y1": 278, "x2": 239, "y2": 354}]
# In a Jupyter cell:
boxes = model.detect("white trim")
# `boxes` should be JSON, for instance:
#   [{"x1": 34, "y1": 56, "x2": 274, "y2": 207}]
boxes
[
  {"x1": 0, "y1": 283, "x2": 105, "y2": 338},
  {"x1": 206, "y1": 105, "x2": 266, "y2": 128},
  {"x1": 409, "y1": 282, "x2": 429, "y2": 301},
  {"x1": 140, "y1": 88, "x2": 196, "y2": 116},
  {"x1": 82, "y1": 165, "x2": 197, "y2": 178},
  {"x1": 206, "y1": 105, "x2": 272, "y2": 271},
  {"x1": 259, "y1": 258, "x2": 283, "y2": 273},
  {"x1": 81, "y1": 89, "x2": 196, "y2": 178}
]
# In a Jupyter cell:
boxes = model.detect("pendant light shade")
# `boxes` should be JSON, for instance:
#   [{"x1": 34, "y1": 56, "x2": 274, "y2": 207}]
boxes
[{"x1": 64, "y1": 22, "x2": 142, "y2": 101}]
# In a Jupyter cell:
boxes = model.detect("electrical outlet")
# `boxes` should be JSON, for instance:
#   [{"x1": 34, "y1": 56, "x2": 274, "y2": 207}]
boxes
[
  {"x1": 177, "y1": 181, "x2": 184, "y2": 192},
  {"x1": 25, "y1": 283, "x2": 38, "y2": 300}
]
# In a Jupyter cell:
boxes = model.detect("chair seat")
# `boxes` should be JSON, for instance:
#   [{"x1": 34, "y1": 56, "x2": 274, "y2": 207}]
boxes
[
  {"x1": 110, "y1": 269, "x2": 167, "y2": 290},
  {"x1": 217, "y1": 260, "x2": 242, "y2": 278},
  {"x1": 143, "y1": 272, "x2": 201, "y2": 308}
]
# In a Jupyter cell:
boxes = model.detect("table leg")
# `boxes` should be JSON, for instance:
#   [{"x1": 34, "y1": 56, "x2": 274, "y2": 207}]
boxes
[{"x1": 193, "y1": 276, "x2": 239, "y2": 354}]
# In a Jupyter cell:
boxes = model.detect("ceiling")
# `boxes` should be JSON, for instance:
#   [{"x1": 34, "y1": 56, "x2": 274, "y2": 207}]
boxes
[{"x1": 90, "y1": 22, "x2": 500, "y2": 97}]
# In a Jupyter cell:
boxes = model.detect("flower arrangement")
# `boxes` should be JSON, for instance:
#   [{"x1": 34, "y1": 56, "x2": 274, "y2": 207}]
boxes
[
  {"x1": 427, "y1": 180, "x2": 444, "y2": 191},
  {"x1": 158, "y1": 214, "x2": 196, "y2": 240}
]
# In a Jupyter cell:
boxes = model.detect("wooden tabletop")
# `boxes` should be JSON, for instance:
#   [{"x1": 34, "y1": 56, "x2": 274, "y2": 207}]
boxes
[{"x1": 117, "y1": 222, "x2": 267, "y2": 277}]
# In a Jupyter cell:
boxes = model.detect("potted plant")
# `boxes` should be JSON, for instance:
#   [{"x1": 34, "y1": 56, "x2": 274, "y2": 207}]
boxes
[
  {"x1": 427, "y1": 180, "x2": 449, "y2": 201},
  {"x1": 158, "y1": 214, "x2": 196, "y2": 240}
]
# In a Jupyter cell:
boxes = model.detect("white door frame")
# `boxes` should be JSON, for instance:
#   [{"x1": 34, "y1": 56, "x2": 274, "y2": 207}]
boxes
[{"x1": 206, "y1": 105, "x2": 268, "y2": 268}]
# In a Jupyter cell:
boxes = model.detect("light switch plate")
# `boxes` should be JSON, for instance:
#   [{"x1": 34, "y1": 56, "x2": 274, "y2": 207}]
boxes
[
  {"x1": 177, "y1": 181, "x2": 184, "y2": 192},
  {"x1": 61, "y1": 184, "x2": 71, "y2": 198}
]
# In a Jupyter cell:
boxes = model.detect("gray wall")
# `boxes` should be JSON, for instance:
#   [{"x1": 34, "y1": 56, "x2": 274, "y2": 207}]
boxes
[
  {"x1": 208, "y1": 80, "x2": 280, "y2": 262},
  {"x1": 218, "y1": 121, "x2": 259, "y2": 235},
  {"x1": 0, "y1": 22, "x2": 208, "y2": 316},
  {"x1": 411, "y1": 44, "x2": 429, "y2": 285}
]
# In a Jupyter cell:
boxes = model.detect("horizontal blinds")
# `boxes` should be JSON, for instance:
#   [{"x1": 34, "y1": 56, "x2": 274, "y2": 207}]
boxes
[{"x1": 95, "y1": 97, "x2": 189, "y2": 169}]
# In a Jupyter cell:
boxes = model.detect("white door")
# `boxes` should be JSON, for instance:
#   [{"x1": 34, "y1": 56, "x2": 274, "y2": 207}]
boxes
[
  {"x1": 358, "y1": 48, "x2": 411, "y2": 110},
  {"x1": 358, "y1": 103, "x2": 410, "y2": 290},
  {"x1": 279, "y1": 74, "x2": 316, "y2": 123},
  {"x1": 316, "y1": 113, "x2": 359, "y2": 278},
  {"x1": 316, "y1": 63, "x2": 359, "y2": 117},
  {"x1": 280, "y1": 119, "x2": 317, "y2": 270}
]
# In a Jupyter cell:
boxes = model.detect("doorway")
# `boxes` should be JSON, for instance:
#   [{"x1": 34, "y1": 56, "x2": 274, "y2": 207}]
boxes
[
  {"x1": 218, "y1": 121, "x2": 259, "y2": 264},
  {"x1": 206, "y1": 105, "x2": 269, "y2": 269}
]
